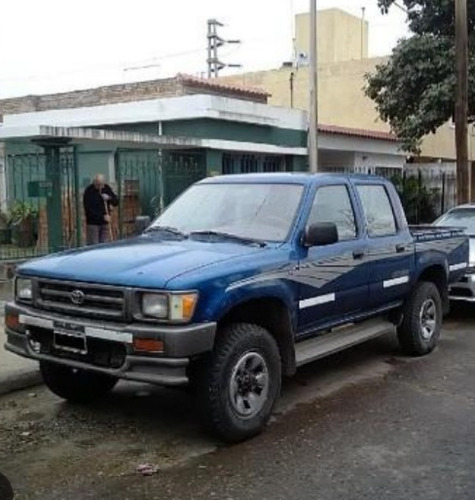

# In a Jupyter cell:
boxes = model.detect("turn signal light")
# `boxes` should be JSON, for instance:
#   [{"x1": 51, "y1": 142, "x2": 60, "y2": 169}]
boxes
[
  {"x1": 169, "y1": 293, "x2": 198, "y2": 321},
  {"x1": 133, "y1": 338, "x2": 164, "y2": 353},
  {"x1": 5, "y1": 313, "x2": 21, "y2": 332},
  {"x1": 182, "y1": 295, "x2": 196, "y2": 319}
]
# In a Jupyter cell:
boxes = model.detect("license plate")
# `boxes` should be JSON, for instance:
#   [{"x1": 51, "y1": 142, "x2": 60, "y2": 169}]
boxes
[{"x1": 53, "y1": 321, "x2": 87, "y2": 355}]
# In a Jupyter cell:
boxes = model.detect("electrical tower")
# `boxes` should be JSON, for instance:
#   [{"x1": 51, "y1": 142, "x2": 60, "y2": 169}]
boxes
[{"x1": 207, "y1": 19, "x2": 241, "y2": 78}]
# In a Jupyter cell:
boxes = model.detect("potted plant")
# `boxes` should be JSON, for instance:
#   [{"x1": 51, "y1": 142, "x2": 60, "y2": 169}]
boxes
[
  {"x1": 10, "y1": 202, "x2": 38, "y2": 248},
  {"x1": 0, "y1": 210, "x2": 12, "y2": 245}
]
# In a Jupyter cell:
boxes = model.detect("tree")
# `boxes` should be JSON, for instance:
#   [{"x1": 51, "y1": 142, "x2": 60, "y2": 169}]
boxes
[{"x1": 365, "y1": 0, "x2": 475, "y2": 153}]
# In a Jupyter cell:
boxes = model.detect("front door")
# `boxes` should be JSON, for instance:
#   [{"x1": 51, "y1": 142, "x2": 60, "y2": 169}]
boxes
[{"x1": 296, "y1": 184, "x2": 369, "y2": 335}]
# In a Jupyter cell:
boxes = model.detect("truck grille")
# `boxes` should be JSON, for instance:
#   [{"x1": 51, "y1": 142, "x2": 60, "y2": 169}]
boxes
[{"x1": 37, "y1": 280, "x2": 126, "y2": 320}]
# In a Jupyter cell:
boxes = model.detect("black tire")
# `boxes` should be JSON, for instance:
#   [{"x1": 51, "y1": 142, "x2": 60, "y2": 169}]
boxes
[
  {"x1": 40, "y1": 361, "x2": 118, "y2": 403},
  {"x1": 0, "y1": 472, "x2": 14, "y2": 500},
  {"x1": 197, "y1": 323, "x2": 281, "y2": 443},
  {"x1": 397, "y1": 281, "x2": 442, "y2": 356}
]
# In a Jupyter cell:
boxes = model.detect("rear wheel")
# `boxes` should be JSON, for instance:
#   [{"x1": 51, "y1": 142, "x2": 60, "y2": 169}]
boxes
[
  {"x1": 198, "y1": 323, "x2": 281, "y2": 443},
  {"x1": 397, "y1": 281, "x2": 442, "y2": 356},
  {"x1": 40, "y1": 361, "x2": 118, "y2": 403}
]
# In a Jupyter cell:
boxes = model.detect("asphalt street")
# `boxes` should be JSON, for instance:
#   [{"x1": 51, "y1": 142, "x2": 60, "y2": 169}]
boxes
[{"x1": 1, "y1": 306, "x2": 474, "y2": 500}]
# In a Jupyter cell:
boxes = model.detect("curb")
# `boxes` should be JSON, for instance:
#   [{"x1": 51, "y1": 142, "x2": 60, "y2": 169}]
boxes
[{"x1": 0, "y1": 367, "x2": 43, "y2": 397}]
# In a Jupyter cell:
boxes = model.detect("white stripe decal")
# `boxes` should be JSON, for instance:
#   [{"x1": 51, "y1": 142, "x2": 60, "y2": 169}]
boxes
[
  {"x1": 383, "y1": 276, "x2": 410, "y2": 289},
  {"x1": 18, "y1": 314, "x2": 132, "y2": 344},
  {"x1": 299, "y1": 293, "x2": 335, "y2": 309},
  {"x1": 449, "y1": 262, "x2": 468, "y2": 272}
]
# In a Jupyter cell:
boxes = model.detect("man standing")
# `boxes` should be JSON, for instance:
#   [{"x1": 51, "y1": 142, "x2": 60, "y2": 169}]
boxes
[{"x1": 83, "y1": 174, "x2": 118, "y2": 245}]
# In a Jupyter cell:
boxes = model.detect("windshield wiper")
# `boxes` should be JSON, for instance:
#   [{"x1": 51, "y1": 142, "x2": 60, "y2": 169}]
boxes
[
  {"x1": 144, "y1": 226, "x2": 187, "y2": 238},
  {"x1": 190, "y1": 230, "x2": 266, "y2": 247}
]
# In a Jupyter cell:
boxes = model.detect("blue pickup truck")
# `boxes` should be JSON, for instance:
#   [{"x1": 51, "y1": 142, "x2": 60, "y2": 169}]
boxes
[{"x1": 4, "y1": 173, "x2": 468, "y2": 442}]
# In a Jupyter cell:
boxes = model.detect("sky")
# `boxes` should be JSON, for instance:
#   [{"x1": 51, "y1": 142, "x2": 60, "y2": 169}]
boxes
[{"x1": 0, "y1": 0, "x2": 410, "y2": 99}]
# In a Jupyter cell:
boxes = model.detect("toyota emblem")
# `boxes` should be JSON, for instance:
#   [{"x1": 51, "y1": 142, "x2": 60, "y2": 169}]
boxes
[{"x1": 71, "y1": 289, "x2": 85, "y2": 305}]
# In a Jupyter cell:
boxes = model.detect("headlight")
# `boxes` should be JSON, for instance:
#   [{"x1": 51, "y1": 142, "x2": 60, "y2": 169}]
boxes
[
  {"x1": 16, "y1": 278, "x2": 33, "y2": 302},
  {"x1": 142, "y1": 293, "x2": 168, "y2": 319},
  {"x1": 141, "y1": 292, "x2": 198, "y2": 322}
]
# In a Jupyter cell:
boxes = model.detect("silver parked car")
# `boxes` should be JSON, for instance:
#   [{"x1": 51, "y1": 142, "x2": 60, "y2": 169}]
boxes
[{"x1": 434, "y1": 204, "x2": 475, "y2": 302}]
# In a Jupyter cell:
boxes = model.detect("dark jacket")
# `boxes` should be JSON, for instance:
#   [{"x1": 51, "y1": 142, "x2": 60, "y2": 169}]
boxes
[{"x1": 83, "y1": 184, "x2": 118, "y2": 226}]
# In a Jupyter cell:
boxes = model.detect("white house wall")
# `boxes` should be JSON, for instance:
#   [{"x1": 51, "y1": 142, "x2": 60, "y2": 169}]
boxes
[
  {"x1": 319, "y1": 133, "x2": 403, "y2": 157},
  {"x1": 354, "y1": 152, "x2": 405, "y2": 171},
  {"x1": 1, "y1": 94, "x2": 308, "y2": 132}
]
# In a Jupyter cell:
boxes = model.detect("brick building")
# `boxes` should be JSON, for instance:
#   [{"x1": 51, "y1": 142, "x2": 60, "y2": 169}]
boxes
[{"x1": 0, "y1": 74, "x2": 268, "y2": 119}]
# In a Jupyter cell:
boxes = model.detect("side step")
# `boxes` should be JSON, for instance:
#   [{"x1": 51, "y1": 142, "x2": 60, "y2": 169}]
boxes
[{"x1": 295, "y1": 318, "x2": 396, "y2": 367}]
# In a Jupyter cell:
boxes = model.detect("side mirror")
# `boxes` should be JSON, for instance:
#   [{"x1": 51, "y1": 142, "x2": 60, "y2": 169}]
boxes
[
  {"x1": 135, "y1": 215, "x2": 151, "y2": 234},
  {"x1": 304, "y1": 222, "x2": 338, "y2": 247}
]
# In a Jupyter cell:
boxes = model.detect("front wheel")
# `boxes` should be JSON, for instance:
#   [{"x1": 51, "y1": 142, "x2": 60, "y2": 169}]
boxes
[
  {"x1": 198, "y1": 323, "x2": 281, "y2": 443},
  {"x1": 397, "y1": 281, "x2": 442, "y2": 356},
  {"x1": 40, "y1": 361, "x2": 118, "y2": 403}
]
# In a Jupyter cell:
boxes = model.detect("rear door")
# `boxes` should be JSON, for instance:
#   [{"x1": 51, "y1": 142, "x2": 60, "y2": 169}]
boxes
[
  {"x1": 296, "y1": 183, "x2": 369, "y2": 334},
  {"x1": 355, "y1": 182, "x2": 414, "y2": 309}
]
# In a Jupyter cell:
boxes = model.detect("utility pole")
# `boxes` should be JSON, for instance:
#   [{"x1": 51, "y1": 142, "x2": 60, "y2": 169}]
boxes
[
  {"x1": 207, "y1": 19, "x2": 241, "y2": 78},
  {"x1": 455, "y1": 0, "x2": 470, "y2": 204},
  {"x1": 308, "y1": 0, "x2": 318, "y2": 172},
  {"x1": 361, "y1": 7, "x2": 366, "y2": 60}
]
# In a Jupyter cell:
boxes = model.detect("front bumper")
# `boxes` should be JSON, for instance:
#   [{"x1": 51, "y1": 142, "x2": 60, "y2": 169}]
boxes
[
  {"x1": 4, "y1": 302, "x2": 216, "y2": 387},
  {"x1": 449, "y1": 273, "x2": 475, "y2": 302}
]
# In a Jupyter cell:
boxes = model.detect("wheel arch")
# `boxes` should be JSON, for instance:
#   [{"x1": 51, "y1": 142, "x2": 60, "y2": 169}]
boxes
[
  {"x1": 416, "y1": 264, "x2": 449, "y2": 314},
  {"x1": 217, "y1": 297, "x2": 296, "y2": 377}
]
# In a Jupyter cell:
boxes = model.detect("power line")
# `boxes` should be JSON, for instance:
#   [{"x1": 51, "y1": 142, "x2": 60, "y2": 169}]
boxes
[{"x1": 0, "y1": 47, "x2": 207, "y2": 83}]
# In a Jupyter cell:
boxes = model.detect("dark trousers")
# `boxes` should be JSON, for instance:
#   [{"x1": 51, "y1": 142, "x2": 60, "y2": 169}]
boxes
[{"x1": 86, "y1": 224, "x2": 109, "y2": 245}]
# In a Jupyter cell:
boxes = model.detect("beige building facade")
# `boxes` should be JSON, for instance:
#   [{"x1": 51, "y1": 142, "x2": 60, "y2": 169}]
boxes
[
  {"x1": 221, "y1": 8, "x2": 475, "y2": 164},
  {"x1": 295, "y1": 8, "x2": 368, "y2": 64}
]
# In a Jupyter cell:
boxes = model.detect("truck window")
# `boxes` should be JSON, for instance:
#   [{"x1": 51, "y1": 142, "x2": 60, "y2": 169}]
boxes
[
  {"x1": 356, "y1": 184, "x2": 397, "y2": 237},
  {"x1": 308, "y1": 185, "x2": 357, "y2": 241}
]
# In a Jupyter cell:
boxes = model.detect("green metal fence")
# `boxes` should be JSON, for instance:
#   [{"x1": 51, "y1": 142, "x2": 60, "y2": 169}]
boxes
[
  {"x1": 2, "y1": 148, "x2": 80, "y2": 260},
  {"x1": 114, "y1": 149, "x2": 206, "y2": 239},
  {"x1": 1, "y1": 146, "x2": 230, "y2": 260},
  {"x1": 115, "y1": 150, "x2": 162, "y2": 239},
  {"x1": 162, "y1": 151, "x2": 206, "y2": 205}
]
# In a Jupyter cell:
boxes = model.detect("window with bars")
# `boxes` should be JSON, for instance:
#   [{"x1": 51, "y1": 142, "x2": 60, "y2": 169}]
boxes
[{"x1": 222, "y1": 153, "x2": 287, "y2": 175}]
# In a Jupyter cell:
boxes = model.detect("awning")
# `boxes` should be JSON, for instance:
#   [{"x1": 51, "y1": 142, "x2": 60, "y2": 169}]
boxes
[{"x1": 0, "y1": 125, "x2": 308, "y2": 155}]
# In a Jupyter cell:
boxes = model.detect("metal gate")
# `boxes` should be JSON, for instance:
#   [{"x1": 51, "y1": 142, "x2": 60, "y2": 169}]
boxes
[
  {"x1": 2, "y1": 148, "x2": 207, "y2": 258},
  {"x1": 115, "y1": 150, "x2": 206, "y2": 238},
  {"x1": 3, "y1": 148, "x2": 80, "y2": 260},
  {"x1": 162, "y1": 151, "x2": 206, "y2": 205}
]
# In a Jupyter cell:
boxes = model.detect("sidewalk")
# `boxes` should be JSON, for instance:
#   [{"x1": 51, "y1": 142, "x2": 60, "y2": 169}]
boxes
[{"x1": 0, "y1": 302, "x2": 42, "y2": 396}]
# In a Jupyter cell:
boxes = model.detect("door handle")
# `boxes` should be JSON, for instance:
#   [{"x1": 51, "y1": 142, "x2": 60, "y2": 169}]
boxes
[
  {"x1": 353, "y1": 250, "x2": 365, "y2": 260},
  {"x1": 396, "y1": 244, "x2": 406, "y2": 253}
]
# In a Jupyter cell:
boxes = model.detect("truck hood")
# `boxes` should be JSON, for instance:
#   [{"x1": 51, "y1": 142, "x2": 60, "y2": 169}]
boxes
[{"x1": 18, "y1": 235, "x2": 265, "y2": 288}]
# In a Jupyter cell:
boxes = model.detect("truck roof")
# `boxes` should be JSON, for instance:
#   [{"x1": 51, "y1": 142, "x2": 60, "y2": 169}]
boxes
[{"x1": 200, "y1": 172, "x2": 390, "y2": 186}]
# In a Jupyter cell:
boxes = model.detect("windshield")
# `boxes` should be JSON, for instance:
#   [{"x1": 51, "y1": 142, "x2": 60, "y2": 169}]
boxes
[
  {"x1": 435, "y1": 208, "x2": 475, "y2": 234},
  {"x1": 150, "y1": 183, "x2": 304, "y2": 242}
]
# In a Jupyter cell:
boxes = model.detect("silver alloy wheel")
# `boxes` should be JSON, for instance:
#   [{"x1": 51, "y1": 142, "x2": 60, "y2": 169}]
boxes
[
  {"x1": 419, "y1": 298, "x2": 437, "y2": 340},
  {"x1": 229, "y1": 351, "x2": 269, "y2": 418}
]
